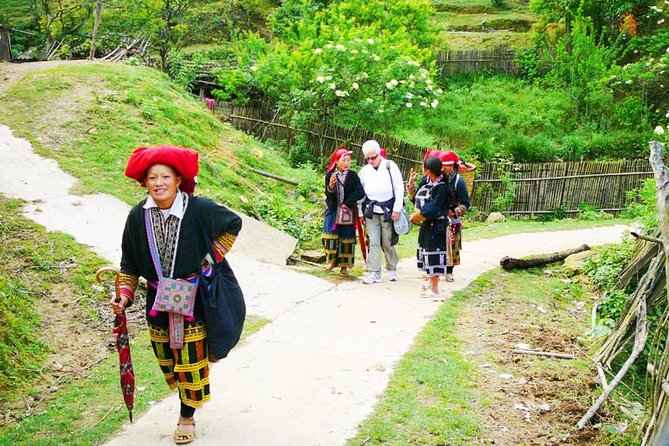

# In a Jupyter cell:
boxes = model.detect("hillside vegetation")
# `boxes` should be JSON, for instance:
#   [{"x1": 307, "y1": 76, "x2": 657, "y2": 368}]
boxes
[{"x1": 0, "y1": 62, "x2": 323, "y2": 244}]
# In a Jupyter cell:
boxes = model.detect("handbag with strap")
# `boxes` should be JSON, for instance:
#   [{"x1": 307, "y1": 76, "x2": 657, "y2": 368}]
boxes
[
  {"x1": 145, "y1": 210, "x2": 198, "y2": 319},
  {"x1": 386, "y1": 162, "x2": 411, "y2": 236},
  {"x1": 336, "y1": 205, "x2": 354, "y2": 225},
  {"x1": 195, "y1": 198, "x2": 246, "y2": 360}
]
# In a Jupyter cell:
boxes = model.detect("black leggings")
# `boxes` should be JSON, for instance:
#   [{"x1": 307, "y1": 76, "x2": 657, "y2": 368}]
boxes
[
  {"x1": 447, "y1": 266, "x2": 454, "y2": 274},
  {"x1": 181, "y1": 402, "x2": 196, "y2": 418}
]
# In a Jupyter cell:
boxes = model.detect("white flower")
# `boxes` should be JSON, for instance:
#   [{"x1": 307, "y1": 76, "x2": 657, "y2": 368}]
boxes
[
  {"x1": 390, "y1": 79, "x2": 398, "y2": 86},
  {"x1": 431, "y1": 99, "x2": 439, "y2": 108},
  {"x1": 436, "y1": 88, "x2": 443, "y2": 94},
  {"x1": 426, "y1": 79, "x2": 432, "y2": 85},
  {"x1": 625, "y1": 79, "x2": 633, "y2": 85},
  {"x1": 362, "y1": 49, "x2": 368, "y2": 54},
  {"x1": 325, "y1": 43, "x2": 334, "y2": 49},
  {"x1": 659, "y1": 19, "x2": 666, "y2": 24},
  {"x1": 655, "y1": 126, "x2": 666, "y2": 135},
  {"x1": 420, "y1": 101, "x2": 427, "y2": 107},
  {"x1": 420, "y1": 72, "x2": 427, "y2": 79},
  {"x1": 362, "y1": 72, "x2": 369, "y2": 78},
  {"x1": 409, "y1": 74, "x2": 415, "y2": 80},
  {"x1": 352, "y1": 82, "x2": 359, "y2": 90},
  {"x1": 367, "y1": 38, "x2": 374, "y2": 45},
  {"x1": 666, "y1": 47, "x2": 669, "y2": 53},
  {"x1": 336, "y1": 44, "x2": 346, "y2": 51},
  {"x1": 316, "y1": 76, "x2": 326, "y2": 83},
  {"x1": 314, "y1": 48, "x2": 323, "y2": 55},
  {"x1": 335, "y1": 90, "x2": 348, "y2": 97},
  {"x1": 407, "y1": 60, "x2": 419, "y2": 66},
  {"x1": 378, "y1": 108, "x2": 384, "y2": 113},
  {"x1": 427, "y1": 85, "x2": 433, "y2": 91},
  {"x1": 610, "y1": 74, "x2": 617, "y2": 80},
  {"x1": 325, "y1": 75, "x2": 332, "y2": 81},
  {"x1": 665, "y1": 110, "x2": 669, "y2": 118},
  {"x1": 405, "y1": 92, "x2": 414, "y2": 99},
  {"x1": 372, "y1": 54, "x2": 381, "y2": 61},
  {"x1": 350, "y1": 49, "x2": 359, "y2": 54},
  {"x1": 386, "y1": 82, "x2": 393, "y2": 89},
  {"x1": 250, "y1": 65, "x2": 257, "y2": 71},
  {"x1": 365, "y1": 98, "x2": 373, "y2": 103},
  {"x1": 329, "y1": 83, "x2": 337, "y2": 90},
  {"x1": 406, "y1": 102, "x2": 412, "y2": 108}
]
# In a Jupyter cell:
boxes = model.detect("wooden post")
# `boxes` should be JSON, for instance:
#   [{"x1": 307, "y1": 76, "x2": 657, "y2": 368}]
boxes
[
  {"x1": 0, "y1": 26, "x2": 11, "y2": 62},
  {"x1": 89, "y1": 0, "x2": 103, "y2": 60}
]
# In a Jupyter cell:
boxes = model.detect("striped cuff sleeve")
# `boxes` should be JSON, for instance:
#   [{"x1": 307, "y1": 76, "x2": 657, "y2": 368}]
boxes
[
  {"x1": 212, "y1": 233, "x2": 237, "y2": 262},
  {"x1": 119, "y1": 272, "x2": 138, "y2": 304}
]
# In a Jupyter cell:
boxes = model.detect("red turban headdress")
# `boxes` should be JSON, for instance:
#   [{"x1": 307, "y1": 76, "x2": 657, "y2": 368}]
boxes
[
  {"x1": 125, "y1": 145, "x2": 199, "y2": 195},
  {"x1": 423, "y1": 149, "x2": 440, "y2": 160},
  {"x1": 327, "y1": 147, "x2": 353, "y2": 172},
  {"x1": 439, "y1": 151, "x2": 459, "y2": 166}
]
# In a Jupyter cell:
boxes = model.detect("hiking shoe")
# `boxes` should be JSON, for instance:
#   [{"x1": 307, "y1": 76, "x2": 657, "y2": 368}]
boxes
[
  {"x1": 388, "y1": 270, "x2": 399, "y2": 282},
  {"x1": 362, "y1": 272, "x2": 382, "y2": 284}
]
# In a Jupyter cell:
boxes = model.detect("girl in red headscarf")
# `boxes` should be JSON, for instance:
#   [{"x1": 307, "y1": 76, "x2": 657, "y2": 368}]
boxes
[
  {"x1": 439, "y1": 151, "x2": 470, "y2": 282},
  {"x1": 115, "y1": 145, "x2": 244, "y2": 444},
  {"x1": 322, "y1": 147, "x2": 365, "y2": 276}
]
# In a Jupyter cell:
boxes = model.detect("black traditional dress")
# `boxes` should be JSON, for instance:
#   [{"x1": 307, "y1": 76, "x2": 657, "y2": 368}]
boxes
[
  {"x1": 414, "y1": 177, "x2": 450, "y2": 277},
  {"x1": 120, "y1": 193, "x2": 241, "y2": 408},
  {"x1": 322, "y1": 169, "x2": 365, "y2": 268}
]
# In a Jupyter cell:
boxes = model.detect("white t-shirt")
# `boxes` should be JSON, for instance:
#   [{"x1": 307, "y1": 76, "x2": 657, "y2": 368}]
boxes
[{"x1": 359, "y1": 158, "x2": 404, "y2": 214}]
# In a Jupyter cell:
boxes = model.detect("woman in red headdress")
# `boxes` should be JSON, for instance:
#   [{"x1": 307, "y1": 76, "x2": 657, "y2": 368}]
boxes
[
  {"x1": 114, "y1": 145, "x2": 243, "y2": 444},
  {"x1": 322, "y1": 147, "x2": 365, "y2": 276},
  {"x1": 439, "y1": 151, "x2": 470, "y2": 282}
]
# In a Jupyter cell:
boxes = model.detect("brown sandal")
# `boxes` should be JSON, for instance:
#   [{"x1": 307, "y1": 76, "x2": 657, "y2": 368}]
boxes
[
  {"x1": 174, "y1": 417, "x2": 196, "y2": 444},
  {"x1": 340, "y1": 267, "x2": 349, "y2": 277}
]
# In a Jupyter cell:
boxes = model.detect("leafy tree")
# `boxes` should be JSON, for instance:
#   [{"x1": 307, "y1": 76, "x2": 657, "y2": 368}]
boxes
[{"x1": 33, "y1": 0, "x2": 95, "y2": 59}]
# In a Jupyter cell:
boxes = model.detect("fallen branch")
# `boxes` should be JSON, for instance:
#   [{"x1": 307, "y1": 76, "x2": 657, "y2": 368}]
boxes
[
  {"x1": 511, "y1": 349, "x2": 575, "y2": 359},
  {"x1": 250, "y1": 168, "x2": 299, "y2": 186},
  {"x1": 500, "y1": 244, "x2": 590, "y2": 270}
]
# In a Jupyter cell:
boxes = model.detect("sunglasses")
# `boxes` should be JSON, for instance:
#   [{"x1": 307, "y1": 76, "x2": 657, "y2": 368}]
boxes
[{"x1": 366, "y1": 154, "x2": 379, "y2": 161}]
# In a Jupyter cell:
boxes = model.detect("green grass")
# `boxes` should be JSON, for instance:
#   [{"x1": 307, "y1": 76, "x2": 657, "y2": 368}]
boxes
[
  {"x1": 0, "y1": 197, "x2": 108, "y2": 396},
  {"x1": 0, "y1": 62, "x2": 323, "y2": 244},
  {"x1": 348, "y1": 267, "x2": 637, "y2": 445},
  {"x1": 432, "y1": 10, "x2": 537, "y2": 32},
  {"x1": 432, "y1": 0, "x2": 529, "y2": 13},
  {"x1": 0, "y1": 315, "x2": 268, "y2": 446}
]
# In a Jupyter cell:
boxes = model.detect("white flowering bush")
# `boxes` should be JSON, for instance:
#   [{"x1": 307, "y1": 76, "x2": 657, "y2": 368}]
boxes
[{"x1": 268, "y1": 37, "x2": 441, "y2": 137}]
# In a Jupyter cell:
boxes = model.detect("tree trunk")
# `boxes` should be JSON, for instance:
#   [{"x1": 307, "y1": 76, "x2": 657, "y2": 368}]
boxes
[
  {"x1": 500, "y1": 244, "x2": 590, "y2": 270},
  {"x1": 89, "y1": 0, "x2": 103, "y2": 60}
]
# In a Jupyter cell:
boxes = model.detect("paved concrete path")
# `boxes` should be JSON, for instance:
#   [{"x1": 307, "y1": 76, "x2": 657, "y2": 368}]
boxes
[{"x1": 0, "y1": 124, "x2": 628, "y2": 445}]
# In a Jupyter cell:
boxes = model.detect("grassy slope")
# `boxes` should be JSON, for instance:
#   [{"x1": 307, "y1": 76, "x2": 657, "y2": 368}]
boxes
[
  {"x1": 0, "y1": 62, "x2": 322, "y2": 240},
  {"x1": 431, "y1": 0, "x2": 537, "y2": 50}
]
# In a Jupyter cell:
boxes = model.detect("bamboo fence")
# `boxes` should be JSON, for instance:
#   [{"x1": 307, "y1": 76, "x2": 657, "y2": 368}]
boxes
[
  {"x1": 436, "y1": 46, "x2": 519, "y2": 76},
  {"x1": 216, "y1": 101, "x2": 653, "y2": 216}
]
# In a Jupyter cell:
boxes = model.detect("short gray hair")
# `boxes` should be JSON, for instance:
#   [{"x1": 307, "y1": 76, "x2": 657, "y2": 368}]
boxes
[{"x1": 361, "y1": 140, "x2": 381, "y2": 156}]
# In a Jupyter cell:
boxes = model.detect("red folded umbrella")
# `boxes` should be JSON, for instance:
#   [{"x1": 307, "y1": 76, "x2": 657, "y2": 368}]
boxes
[
  {"x1": 97, "y1": 267, "x2": 135, "y2": 422},
  {"x1": 355, "y1": 207, "x2": 368, "y2": 262}
]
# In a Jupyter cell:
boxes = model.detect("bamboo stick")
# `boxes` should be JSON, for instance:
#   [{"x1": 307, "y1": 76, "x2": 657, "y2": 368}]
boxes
[{"x1": 511, "y1": 349, "x2": 575, "y2": 359}]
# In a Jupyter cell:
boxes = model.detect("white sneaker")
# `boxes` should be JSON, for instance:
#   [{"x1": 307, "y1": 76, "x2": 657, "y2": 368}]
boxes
[
  {"x1": 388, "y1": 270, "x2": 399, "y2": 282},
  {"x1": 445, "y1": 273, "x2": 454, "y2": 282},
  {"x1": 362, "y1": 272, "x2": 382, "y2": 284}
]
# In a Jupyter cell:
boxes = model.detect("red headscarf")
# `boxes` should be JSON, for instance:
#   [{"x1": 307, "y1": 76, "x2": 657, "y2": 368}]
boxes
[
  {"x1": 423, "y1": 149, "x2": 440, "y2": 160},
  {"x1": 439, "y1": 151, "x2": 458, "y2": 166},
  {"x1": 327, "y1": 147, "x2": 353, "y2": 172},
  {"x1": 125, "y1": 145, "x2": 199, "y2": 195},
  {"x1": 379, "y1": 147, "x2": 387, "y2": 158}
]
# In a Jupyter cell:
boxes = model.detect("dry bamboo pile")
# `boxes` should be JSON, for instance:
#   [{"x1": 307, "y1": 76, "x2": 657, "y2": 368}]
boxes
[{"x1": 575, "y1": 142, "x2": 669, "y2": 445}]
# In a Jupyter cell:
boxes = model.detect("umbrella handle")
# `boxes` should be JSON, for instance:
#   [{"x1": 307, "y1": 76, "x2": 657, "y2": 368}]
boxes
[{"x1": 96, "y1": 266, "x2": 121, "y2": 302}]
